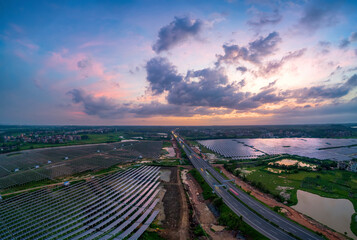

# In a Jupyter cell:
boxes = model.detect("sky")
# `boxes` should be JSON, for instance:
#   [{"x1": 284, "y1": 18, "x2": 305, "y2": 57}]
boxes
[{"x1": 0, "y1": 0, "x2": 357, "y2": 126}]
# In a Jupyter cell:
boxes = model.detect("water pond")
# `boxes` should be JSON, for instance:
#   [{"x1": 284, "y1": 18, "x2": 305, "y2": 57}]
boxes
[{"x1": 292, "y1": 190, "x2": 356, "y2": 239}]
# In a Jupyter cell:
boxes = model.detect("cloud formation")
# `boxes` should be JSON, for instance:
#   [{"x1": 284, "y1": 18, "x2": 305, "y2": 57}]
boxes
[
  {"x1": 77, "y1": 59, "x2": 91, "y2": 69},
  {"x1": 247, "y1": 9, "x2": 282, "y2": 28},
  {"x1": 339, "y1": 32, "x2": 357, "y2": 49},
  {"x1": 67, "y1": 89, "x2": 228, "y2": 118},
  {"x1": 298, "y1": 1, "x2": 340, "y2": 33},
  {"x1": 145, "y1": 56, "x2": 286, "y2": 110},
  {"x1": 285, "y1": 74, "x2": 357, "y2": 101},
  {"x1": 152, "y1": 16, "x2": 203, "y2": 53},
  {"x1": 216, "y1": 32, "x2": 281, "y2": 65},
  {"x1": 67, "y1": 89, "x2": 125, "y2": 118},
  {"x1": 145, "y1": 57, "x2": 357, "y2": 112},
  {"x1": 256, "y1": 98, "x2": 357, "y2": 123},
  {"x1": 146, "y1": 57, "x2": 182, "y2": 95},
  {"x1": 236, "y1": 66, "x2": 248, "y2": 73},
  {"x1": 258, "y1": 48, "x2": 306, "y2": 76}
]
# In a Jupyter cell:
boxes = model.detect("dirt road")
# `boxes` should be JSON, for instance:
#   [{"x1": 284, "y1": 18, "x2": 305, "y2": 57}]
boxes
[{"x1": 160, "y1": 167, "x2": 189, "y2": 240}]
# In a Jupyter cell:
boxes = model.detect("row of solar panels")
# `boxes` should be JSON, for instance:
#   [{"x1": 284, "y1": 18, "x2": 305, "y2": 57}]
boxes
[
  {"x1": 198, "y1": 139, "x2": 264, "y2": 158},
  {"x1": 0, "y1": 142, "x2": 137, "y2": 173},
  {"x1": 0, "y1": 142, "x2": 142, "y2": 190},
  {"x1": 0, "y1": 141, "x2": 163, "y2": 175},
  {"x1": 0, "y1": 166, "x2": 161, "y2": 240}
]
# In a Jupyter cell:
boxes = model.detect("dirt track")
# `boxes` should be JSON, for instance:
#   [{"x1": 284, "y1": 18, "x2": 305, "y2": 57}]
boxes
[
  {"x1": 159, "y1": 167, "x2": 189, "y2": 240},
  {"x1": 215, "y1": 164, "x2": 348, "y2": 240}
]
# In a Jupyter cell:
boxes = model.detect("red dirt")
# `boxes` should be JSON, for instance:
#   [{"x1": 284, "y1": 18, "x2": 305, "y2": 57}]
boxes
[{"x1": 171, "y1": 138, "x2": 181, "y2": 158}]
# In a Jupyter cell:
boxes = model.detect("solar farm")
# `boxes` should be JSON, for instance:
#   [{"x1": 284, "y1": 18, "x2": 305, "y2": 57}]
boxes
[
  {"x1": 197, "y1": 139, "x2": 265, "y2": 159},
  {"x1": 198, "y1": 138, "x2": 357, "y2": 161},
  {"x1": 0, "y1": 141, "x2": 163, "y2": 189},
  {"x1": 0, "y1": 166, "x2": 161, "y2": 240}
]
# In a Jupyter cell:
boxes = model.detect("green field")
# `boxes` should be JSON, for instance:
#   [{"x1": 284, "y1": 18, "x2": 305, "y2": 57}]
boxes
[
  {"x1": 351, "y1": 213, "x2": 357, "y2": 236},
  {"x1": 234, "y1": 166, "x2": 357, "y2": 211},
  {"x1": 162, "y1": 140, "x2": 173, "y2": 148}
]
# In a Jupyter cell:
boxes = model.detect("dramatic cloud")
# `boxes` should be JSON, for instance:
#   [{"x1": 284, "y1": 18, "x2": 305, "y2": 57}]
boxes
[
  {"x1": 67, "y1": 89, "x2": 227, "y2": 118},
  {"x1": 134, "y1": 102, "x2": 230, "y2": 117},
  {"x1": 285, "y1": 74, "x2": 357, "y2": 101},
  {"x1": 298, "y1": 1, "x2": 340, "y2": 33},
  {"x1": 146, "y1": 57, "x2": 183, "y2": 95},
  {"x1": 256, "y1": 98, "x2": 357, "y2": 123},
  {"x1": 145, "y1": 57, "x2": 285, "y2": 110},
  {"x1": 167, "y1": 68, "x2": 245, "y2": 108},
  {"x1": 247, "y1": 9, "x2": 282, "y2": 27},
  {"x1": 216, "y1": 32, "x2": 281, "y2": 65},
  {"x1": 67, "y1": 89, "x2": 125, "y2": 118},
  {"x1": 339, "y1": 32, "x2": 357, "y2": 49},
  {"x1": 152, "y1": 16, "x2": 203, "y2": 53},
  {"x1": 68, "y1": 63, "x2": 357, "y2": 120},
  {"x1": 144, "y1": 57, "x2": 357, "y2": 115}
]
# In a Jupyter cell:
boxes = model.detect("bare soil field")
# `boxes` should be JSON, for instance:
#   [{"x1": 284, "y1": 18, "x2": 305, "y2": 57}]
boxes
[{"x1": 215, "y1": 164, "x2": 348, "y2": 240}]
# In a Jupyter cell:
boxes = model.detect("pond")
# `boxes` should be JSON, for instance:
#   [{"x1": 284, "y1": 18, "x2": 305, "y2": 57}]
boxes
[{"x1": 292, "y1": 190, "x2": 356, "y2": 239}]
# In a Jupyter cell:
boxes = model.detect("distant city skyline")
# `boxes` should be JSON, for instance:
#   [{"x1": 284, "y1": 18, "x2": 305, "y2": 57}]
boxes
[{"x1": 1, "y1": 0, "x2": 357, "y2": 125}]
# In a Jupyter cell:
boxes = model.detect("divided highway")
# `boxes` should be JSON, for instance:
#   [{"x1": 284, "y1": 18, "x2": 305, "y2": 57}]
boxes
[{"x1": 173, "y1": 132, "x2": 323, "y2": 240}]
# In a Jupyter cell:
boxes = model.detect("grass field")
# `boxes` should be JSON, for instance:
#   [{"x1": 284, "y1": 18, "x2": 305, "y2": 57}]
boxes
[
  {"x1": 162, "y1": 140, "x2": 173, "y2": 148},
  {"x1": 351, "y1": 213, "x2": 357, "y2": 236},
  {"x1": 236, "y1": 166, "x2": 357, "y2": 211}
]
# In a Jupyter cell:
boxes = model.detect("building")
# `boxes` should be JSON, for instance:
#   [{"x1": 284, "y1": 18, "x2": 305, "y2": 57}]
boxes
[{"x1": 348, "y1": 161, "x2": 357, "y2": 172}]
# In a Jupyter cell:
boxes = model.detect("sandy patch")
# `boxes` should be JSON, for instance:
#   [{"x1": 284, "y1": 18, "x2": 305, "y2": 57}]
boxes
[
  {"x1": 269, "y1": 159, "x2": 317, "y2": 169},
  {"x1": 160, "y1": 169, "x2": 171, "y2": 182},
  {"x1": 236, "y1": 168, "x2": 255, "y2": 177},
  {"x1": 267, "y1": 168, "x2": 284, "y2": 173},
  {"x1": 163, "y1": 147, "x2": 175, "y2": 157}
]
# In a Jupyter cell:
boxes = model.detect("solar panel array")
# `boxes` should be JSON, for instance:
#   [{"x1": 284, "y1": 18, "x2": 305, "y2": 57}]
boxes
[
  {"x1": 198, "y1": 138, "x2": 357, "y2": 161},
  {"x1": 0, "y1": 141, "x2": 163, "y2": 189},
  {"x1": 239, "y1": 138, "x2": 357, "y2": 161},
  {"x1": 0, "y1": 166, "x2": 161, "y2": 239},
  {"x1": 198, "y1": 139, "x2": 265, "y2": 159}
]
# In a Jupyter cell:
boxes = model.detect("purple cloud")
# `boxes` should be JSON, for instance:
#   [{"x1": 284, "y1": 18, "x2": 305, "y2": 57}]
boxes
[{"x1": 152, "y1": 16, "x2": 204, "y2": 53}]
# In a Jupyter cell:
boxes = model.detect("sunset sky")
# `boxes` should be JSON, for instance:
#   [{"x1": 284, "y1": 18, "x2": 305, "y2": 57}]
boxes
[{"x1": 1, "y1": 0, "x2": 357, "y2": 125}]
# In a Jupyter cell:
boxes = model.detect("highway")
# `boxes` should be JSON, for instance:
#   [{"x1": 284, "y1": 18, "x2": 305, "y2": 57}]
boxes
[{"x1": 173, "y1": 131, "x2": 323, "y2": 240}]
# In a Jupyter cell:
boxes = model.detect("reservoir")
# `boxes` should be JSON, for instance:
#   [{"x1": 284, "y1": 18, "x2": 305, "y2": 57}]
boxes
[{"x1": 292, "y1": 190, "x2": 356, "y2": 239}]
